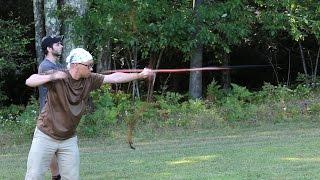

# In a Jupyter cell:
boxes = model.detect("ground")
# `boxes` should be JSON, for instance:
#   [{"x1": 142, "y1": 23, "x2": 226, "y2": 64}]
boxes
[{"x1": 1, "y1": 121, "x2": 320, "y2": 179}]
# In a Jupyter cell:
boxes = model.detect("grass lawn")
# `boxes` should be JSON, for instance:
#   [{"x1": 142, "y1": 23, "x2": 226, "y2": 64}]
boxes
[{"x1": 1, "y1": 122, "x2": 320, "y2": 179}]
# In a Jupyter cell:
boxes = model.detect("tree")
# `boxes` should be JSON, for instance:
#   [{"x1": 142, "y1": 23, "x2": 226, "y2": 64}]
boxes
[
  {"x1": 61, "y1": 0, "x2": 88, "y2": 62},
  {"x1": 0, "y1": 19, "x2": 32, "y2": 105},
  {"x1": 33, "y1": 0, "x2": 45, "y2": 64},
  {"x1": 197, "y1": 0, "x2": 253, "y2": 91},
  {"x1": 74, "y1": 0, "x2": 256, "y2": 97},
  {"x1": 32, "y1": 0, "x2": 88, "y2": 65},
  {"x1": 44, "y1": 0, "x2": 61, "y2": 36},
  {"x1": 189, "y1": 0, "x2": 203, "y2": 99},
  {"x1": 255, "y1": 0, "x2": 320, "y2": 85}
]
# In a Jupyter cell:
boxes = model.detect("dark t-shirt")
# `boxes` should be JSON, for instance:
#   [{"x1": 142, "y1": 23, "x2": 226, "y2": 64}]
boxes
[
  {"x1": 38, "y1": 59, "x2": 64, "y2": 111},
  {"x1": 37, "y1": 70, "x2": 104, "y2": 140}
]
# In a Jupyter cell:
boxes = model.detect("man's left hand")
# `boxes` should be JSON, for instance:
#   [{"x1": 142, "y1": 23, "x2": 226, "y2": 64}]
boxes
[{"x1": 139, "y1": 68, "x2": 154, "y2": 79}]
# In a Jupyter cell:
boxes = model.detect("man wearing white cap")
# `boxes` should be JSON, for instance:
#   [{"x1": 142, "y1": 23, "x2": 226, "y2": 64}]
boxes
[
  {"x1": 25, "y1": 48, "x2": 153, "y2": 180},
  {"x1": 38, "y1": 35, "x2": 64, "y2": 180}
]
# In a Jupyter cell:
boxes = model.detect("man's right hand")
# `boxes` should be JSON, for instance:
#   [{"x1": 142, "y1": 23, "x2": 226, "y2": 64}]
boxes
[{"x1": 51, "y1": 71, "x2": 67, "y2": 81}]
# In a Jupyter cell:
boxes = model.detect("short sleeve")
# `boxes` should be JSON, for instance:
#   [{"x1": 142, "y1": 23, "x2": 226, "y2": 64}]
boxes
[
  {"x1": 39, "y1": 62, "x2": 54, "y2": 74},
  {"x1": 89, "y1": 73, "x2": 104, "y2": 91}
]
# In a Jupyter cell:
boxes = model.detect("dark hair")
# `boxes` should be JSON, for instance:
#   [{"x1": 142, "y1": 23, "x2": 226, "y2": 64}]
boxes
[{"x1": 41, "y1": 36, "x2": 63, "y2": 55}]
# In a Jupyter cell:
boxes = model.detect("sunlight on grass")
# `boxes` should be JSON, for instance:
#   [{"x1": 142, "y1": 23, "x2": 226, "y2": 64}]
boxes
[
  {"x1": 0, "y1": 153, "x2": 19, "y2": 157},
  {"x1": 129, "y1": 159, "x2": 144, "y2": 164},
  {"x1": 281, "y1": 157, "x2": 320, "y2": 162},
  {"x1": 167, "y1": 155, "x2": 217, "y2": 165},
  {"x1": 220, "y1": 135, "x2": 241, "y2": 139},
  {"x1": 153, "y1": 172, "x2": 171, "y2": 177}
]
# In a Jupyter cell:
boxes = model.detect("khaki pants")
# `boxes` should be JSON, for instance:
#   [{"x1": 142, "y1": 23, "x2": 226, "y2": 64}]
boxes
[{"x1": 25, "y1": 127, "x2": 79, "y2": 180}]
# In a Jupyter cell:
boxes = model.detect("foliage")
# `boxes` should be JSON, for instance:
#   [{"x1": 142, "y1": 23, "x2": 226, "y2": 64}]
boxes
[
  {"x1": 0, "y1": 18, "x2": 33, "y2": 106},
  {"x1": 255, "y1": 0, "x2": 319, "y2": 42},
  {"x1": 2, "y1": 81, "x2": 320, "y2": 141},
  {"x1": 206, "y1": 79, "x2": 223, "y2": 102},
  {"x1": 16, "y1": 97, "x2": 38, "y2": 136},
  {"x1": 74, "y1": 0, "x2": 257, "y2": 66},
  {"x1": 153, "y1": 92, "x2": 223, "y2": 128},
  {"x1": 0, "y1": 97, "x2": 38, "y2": 138},
  {"x1": 71, "y1": 0, "x2": 319, "y2": 100},
  {"x1": 0, "y1": 104, "x2": 25, "y2": 128},
  {"x1": 218, "y1": 84, "x2": 254, "y2": 122},
  {"x1": 79, "y1": 89, "x2": 223, "y2": 137},
  {"x1": 253, "y1": 83, "x2": 292, "y2": 103},
  {"x1": 198, "y1": 0, "x2": 254, "y2": 53},
  {"x1": 205, "y1": 82, "x2": 315, "y2": 123},
  {"x1": 253, "y1": 83, "x2": 311, "y2": 104},
  {"x1": 79, "y1": 85, "x2": 119, "y2": 137}
]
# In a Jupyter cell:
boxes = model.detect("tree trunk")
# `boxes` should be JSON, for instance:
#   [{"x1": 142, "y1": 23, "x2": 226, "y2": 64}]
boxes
[
  {"x1": 61, "y1": 0, "x2": 88, "y2": 63},
  {"x1": 189, "y1": 0, "x2": 203, "y2": 99},
  {"x1": 96, "y1": 41, "x2": 112, "y2": 73},
  {"x1": 132, "y1": 45, "x2": 140, "y2": 100},
  {"x1": 222, "y1": 53, "x2": 231, "y2": 91},
  {"x1": 189, "y1": 45, "x2": 203, "y2": 98},
  {"x1": 33, "y1": 0, "x2": 45, "y2": 65},
  {"x1": 44, "y1": 0, "x2": 60, "y2": 36},
  {"x1": 286, "y1": 49, "x2": 291, "y2": 86},
  {"x1": 312, "y1": 46, "x2": 320, "y2": 84},
  {"x1": 299, "y1": 42, "x2": 309, "y2": 77},
  {"x1": 147, "y1": 49, "x2": 164, "y2": 102}
]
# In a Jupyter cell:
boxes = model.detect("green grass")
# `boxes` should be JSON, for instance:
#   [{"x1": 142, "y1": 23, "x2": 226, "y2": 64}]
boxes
[{"x1": 1, "y1": 122, "x2": 320, "y2": 179}]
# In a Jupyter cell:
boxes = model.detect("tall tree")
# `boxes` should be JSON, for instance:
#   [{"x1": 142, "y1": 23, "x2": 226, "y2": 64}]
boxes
[
  {"x1": 189, "y1": 0, "x2": 203, "y2": 99},
  {"x1": 44, "y1": 0, "x2": 60, "y2": 36},
  {"x1": 33, "y1": 0, "x2": 45, "y2": 65},
  {"x1": 33, "y1": 0, "x2": 87, "y2": 65},
  {"x1": 255, "y1": 0, "x2": 320, "y2": 84},
  {"x1": 222, "y1": 53, "x2": 231, "y2": 91},
  {"x1": 61, "y1": 0, "x2": 88, "y2": 62},
  {"x1": 33, "y1": 0, "x2": 61, "y2": 65}
]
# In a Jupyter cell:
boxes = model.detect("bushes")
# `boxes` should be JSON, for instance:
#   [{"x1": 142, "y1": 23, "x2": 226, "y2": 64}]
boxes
[
  {"x1": 77, "y1": 89, "x2": 226, "y2": 138},
  {"x1": 206, "y1": 81, "x2": 316, "y2": 124},
  {"x1": 0, "y1": 18, "x2": 33, "y2": 106},
  {"x1": 0, "y1": 97, "x2": 38, "y2": 145},
  {"x1": 0, "y1": 104, "x2": 25, "y2": 128},
  {"x1": 1, "y1": 81, "x2": 320, "y2": 142},
  {"x1": 16, "y1": 97, "x2": 38, "y2": 136},
  {"x1": 78, "y1": 85, "x2": 119, "y2": 137}
]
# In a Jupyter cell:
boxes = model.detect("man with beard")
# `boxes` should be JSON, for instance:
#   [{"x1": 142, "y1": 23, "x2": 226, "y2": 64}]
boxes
[{"x1": 38, "y1": 36, "x2": 64, "y2": 180}]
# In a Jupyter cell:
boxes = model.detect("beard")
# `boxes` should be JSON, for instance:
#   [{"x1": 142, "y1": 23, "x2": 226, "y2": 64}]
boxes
[{"x1": 52, "y1": 50, "x2": 62, "y2": 57}]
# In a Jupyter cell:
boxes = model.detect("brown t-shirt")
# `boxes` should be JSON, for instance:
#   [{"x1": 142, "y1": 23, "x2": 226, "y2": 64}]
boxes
[{"x1": 37, "y1": 70, "x2": 104, "y2": 140}]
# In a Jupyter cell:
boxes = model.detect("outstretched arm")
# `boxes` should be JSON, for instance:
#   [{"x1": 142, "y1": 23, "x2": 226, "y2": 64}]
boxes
[
  {"x1": 103, "y1": 68, "x2": 153, "y2": 84},
  {"x1": 25, "y1": 71, "x2": 67, "y2": 87}
]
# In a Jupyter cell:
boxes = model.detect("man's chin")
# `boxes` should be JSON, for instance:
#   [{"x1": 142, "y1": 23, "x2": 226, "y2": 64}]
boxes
[{"x1": 53, "y1": 53, "x2": 62, "y2": 57}]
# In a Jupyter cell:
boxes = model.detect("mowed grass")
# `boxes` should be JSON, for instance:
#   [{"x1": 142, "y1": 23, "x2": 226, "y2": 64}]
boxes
[{"x1": 1, "y1": 122, "x2": 320, "y2": 179}]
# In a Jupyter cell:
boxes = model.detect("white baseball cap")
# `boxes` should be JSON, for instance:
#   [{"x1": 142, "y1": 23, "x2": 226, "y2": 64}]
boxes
[{"x1": 66, "y1": 48, "x2": 93, "y2": 69}]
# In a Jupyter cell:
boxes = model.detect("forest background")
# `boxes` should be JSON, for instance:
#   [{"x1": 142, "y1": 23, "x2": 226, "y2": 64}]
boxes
[{"x1": 0, "y1": 0, "x2": 319, "y2": 143}]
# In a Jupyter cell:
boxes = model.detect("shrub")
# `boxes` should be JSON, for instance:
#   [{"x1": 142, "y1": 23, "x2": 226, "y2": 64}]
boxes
[
  {"x1": 293, "y1": 84, "x2": 311, "y2": 98},
  {"x1": 253, "y1": 83, "x2": 294, "y2": 103},
  {"x1": 0, "y1": 104, "x2": 25, "y2": 128},
  {"x1": 16, "y1": 97, "x2": 38, "y2": 136},
  {"x1": 79, "y1": 85, "x2": 118, "y2": 137},
  {"x1": 0, "y1": 97, "x2": 38, "y2": 144},
  {"x1": 206, "y1": 79, "x2": 223, "y2": 102},
  {"x1": 217, "y1": 84, "x2": 253, "y2": 122},
  {"x1": 3, "y1": 81, "x2": 319, "y2": 143}
]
